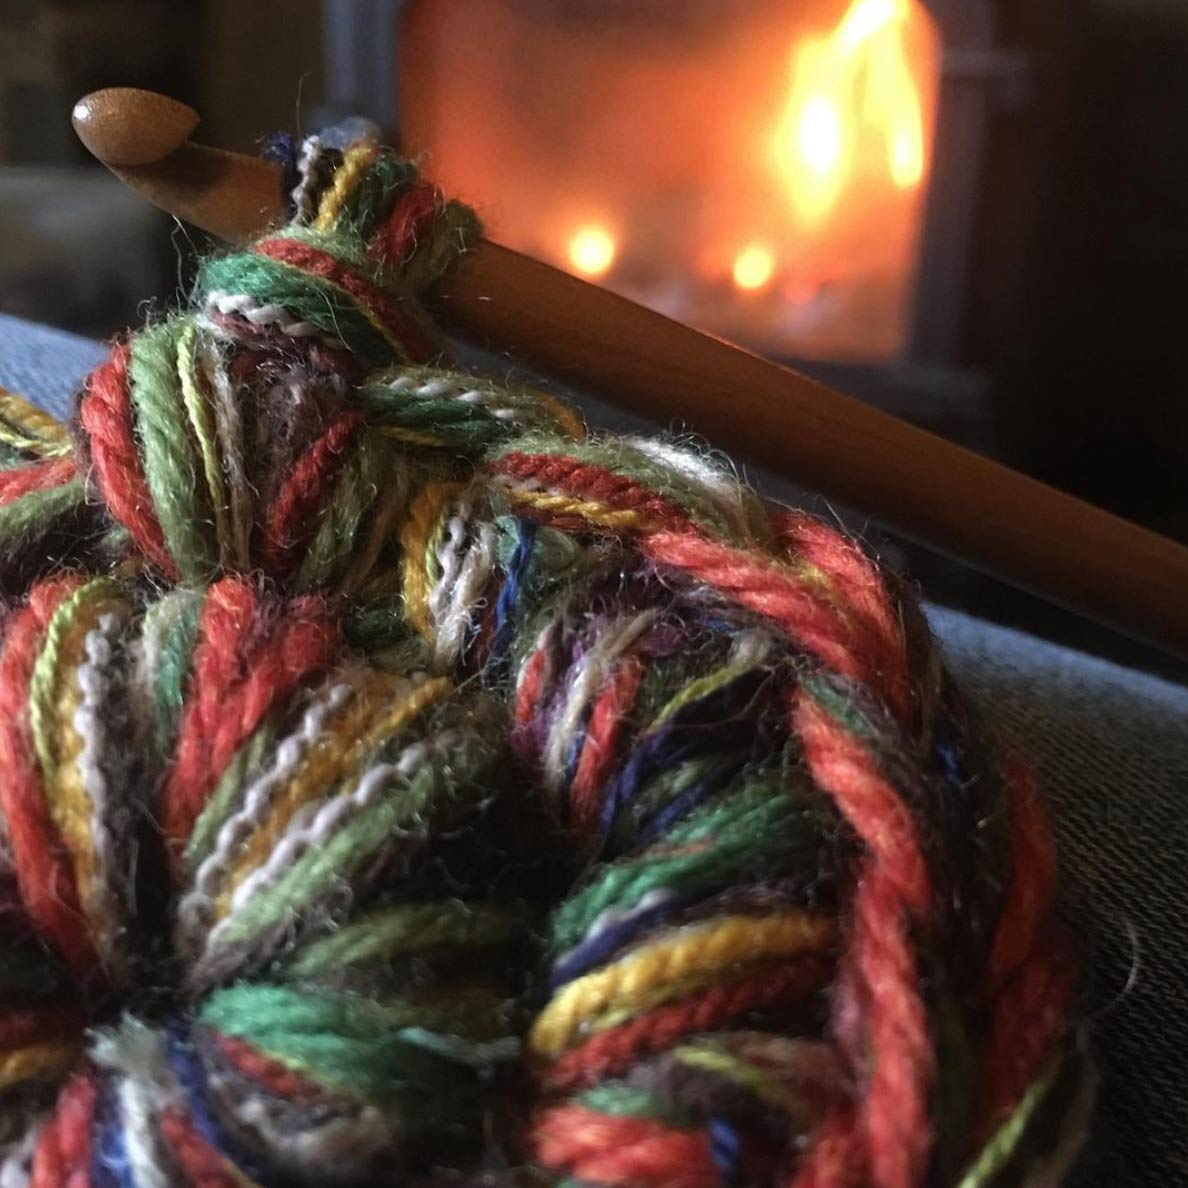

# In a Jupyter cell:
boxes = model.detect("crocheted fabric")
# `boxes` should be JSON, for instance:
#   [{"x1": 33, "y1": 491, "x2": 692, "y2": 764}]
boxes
[{"x1": 0, "y1": 141, "x2": 1086, "y2": 1188}]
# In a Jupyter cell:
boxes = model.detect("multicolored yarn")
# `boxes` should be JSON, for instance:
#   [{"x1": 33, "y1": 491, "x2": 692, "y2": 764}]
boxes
[{"x1": 0, "y1": 137, "x2": 1085, "y2": 1188}]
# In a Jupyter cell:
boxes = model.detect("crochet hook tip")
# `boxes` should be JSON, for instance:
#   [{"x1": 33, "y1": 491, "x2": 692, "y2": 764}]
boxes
[
  {"x1": 72, "y1": 88, "x2": 282, "y2": 241},
  {"x1": 72, "y1": 87, "x2": 199, "y2": 167}
]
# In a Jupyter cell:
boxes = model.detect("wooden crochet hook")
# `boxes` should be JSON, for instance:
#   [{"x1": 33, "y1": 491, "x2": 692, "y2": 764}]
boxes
[{"x1": 73, "y1": 87, "x2": 1188, "y2": 660}]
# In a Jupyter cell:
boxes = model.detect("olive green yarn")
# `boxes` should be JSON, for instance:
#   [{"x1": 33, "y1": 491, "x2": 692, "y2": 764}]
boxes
[
  {"x1": 954, "y1": 1058, "x2": 1065, "y2": 1187},
  {"x1": 128, "y1": 319, "x2": 218, "y2": 580},
  {"x1": 548, "y1": 780, "x2": 825, "y2": 958},
  {"x1": 175, "y1": 323, "x2": 235, "y2": 570},
  {"x1": 27, "y1": 577, "x2": 124, "y2": 779},
  {"x1": 0, "y1": 479, "x2": 86, "y2": 557},
  {"x1": 293, "y1": 432, "x2": 398, "y2": 592},
  {"x1": 183, "y1": 721, "x2": 277, "y2": 875},
  {"x1": 278, "y1": 901, "x2": 531, "y2": 979},
  {"x1": 188, "y1": 704, "x2": 503, "y2": 981}
]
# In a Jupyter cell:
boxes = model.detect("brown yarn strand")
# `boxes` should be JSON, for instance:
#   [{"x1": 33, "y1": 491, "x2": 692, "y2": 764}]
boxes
[{"x1": 72, "y1": 87, "x2": 1188, "y2": 661}]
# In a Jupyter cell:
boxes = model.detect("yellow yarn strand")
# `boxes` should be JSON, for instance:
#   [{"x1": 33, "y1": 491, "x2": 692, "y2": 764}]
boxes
[
  {"x1": 652, "y1": 660, "x2": 759, "y2": 730},
  {"x1": 527, "y1": 389, "x2": 585, "y2": 442},
  {"x1": 379, "y1": 426, "x2": 448, "y2": 448},
  {"x1": 28, "y1": 580, "x2": 129, "y2": 959},
  {"x1": 0, "y1": 385, "x2": 71, "y2": 456},
  {"x1": 529, "y1": 912, "x2": 835, "y2": 1057},
  {"x1": 400, "y1": 481, "x2": 465, "y2": 637},
  {"x1": 0, "y1": 1041, "x2": 82, "y2": 1090},
  {"x1": 45, "y1": 623, "x2": 100, "y2": 888},
  {"x1": 674, "y1": 1044, "x2": 807, "y2": 1116},
  {"x1": 176, "y1": 323, "x2": 233, "y2": 568},
  {"x1": 503, "y1": 488, "x2": 663, "y2": 535},
  {"x1": 313, "y1": 143, "x2": 380, "y2": 231}
]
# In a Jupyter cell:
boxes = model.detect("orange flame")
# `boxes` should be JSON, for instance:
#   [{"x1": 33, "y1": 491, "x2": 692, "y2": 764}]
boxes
[{"x1": 775, "y1": 0, "x2": 926, "y2": 226}]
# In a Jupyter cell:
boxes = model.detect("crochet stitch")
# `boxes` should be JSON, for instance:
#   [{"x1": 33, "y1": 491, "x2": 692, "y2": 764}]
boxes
[{"x1": 0, "y1": 138, "x2": 1084, "y2": 1188}]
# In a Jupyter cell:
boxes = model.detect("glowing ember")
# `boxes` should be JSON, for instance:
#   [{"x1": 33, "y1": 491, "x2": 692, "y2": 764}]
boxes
[
  {"x1": 568, "y1": 226, "x2": 616, "y2": 277},
  {"x1": 733, "y1": 245, "x2": 776, "y2": 291},
  {"x1": 776, "y1": 0, "x2": 926, "y2": 224}
]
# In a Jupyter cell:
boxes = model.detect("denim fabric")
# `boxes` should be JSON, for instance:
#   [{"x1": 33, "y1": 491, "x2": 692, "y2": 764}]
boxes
[
  {"x1": 2, "y1": 312, "x2": 1186, "y2": 1186},
  {"x1": 0, "y1": 313, "x2": 106, "y2": 420}
]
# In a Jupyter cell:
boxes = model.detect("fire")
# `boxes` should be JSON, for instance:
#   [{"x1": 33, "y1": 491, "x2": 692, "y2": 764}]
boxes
[
  {"x1": 568, "y1": 226, "x2": 617, "y2": 277},
  {"x1": 402, "y1": 0, "x2": 940, "y2": 360},
  {"x1": 797, "y1": 95, "x2": 844, "y2": 178},
  {"x1": 776, "y1": 0, "x2": 926, "y2": 224},
  {"x1": 733, "y1": 245, "x2": 776, "y2": 291}
]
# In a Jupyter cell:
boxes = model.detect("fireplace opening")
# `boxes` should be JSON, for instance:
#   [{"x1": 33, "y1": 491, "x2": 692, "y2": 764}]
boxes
[{"x1": 401, "y1": 0, "x2": 942, "y2": 363}]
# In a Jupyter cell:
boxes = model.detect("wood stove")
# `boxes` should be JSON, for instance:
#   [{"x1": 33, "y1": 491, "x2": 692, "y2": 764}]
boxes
[{"x1": 320, "y1": 0, "x2": 1021, "y2": 437}]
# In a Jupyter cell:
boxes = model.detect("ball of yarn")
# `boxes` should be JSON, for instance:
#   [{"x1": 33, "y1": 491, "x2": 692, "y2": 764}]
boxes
[{"x1": 0, "y1": 138, "x2": 1084, "y2": 1188}]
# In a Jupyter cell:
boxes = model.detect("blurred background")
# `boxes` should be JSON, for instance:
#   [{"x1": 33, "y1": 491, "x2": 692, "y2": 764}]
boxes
[{"x1": 0, "y1": 0, "x2": 1184, "y2": 666}]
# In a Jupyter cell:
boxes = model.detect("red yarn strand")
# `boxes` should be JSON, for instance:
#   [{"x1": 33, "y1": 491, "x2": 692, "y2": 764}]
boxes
[
  {"x1": 646, "y1": 533, "x2": 875, "y2": 690},
  {"x1": 159, "y1": 1107, "x2": 244, "y2": 1188},
  {"x1": 0, "y1": 576, "x2": 100, "y2": 975},
  {"x1": 260, "y1": 410, "x2": 363, "y2": 575},
  {"x1": 31, "y1": 1071, "x2": 97, "y2": 1188},
  {"x1": 977, "y1": 757, "x2": 1071, "y2": 1132},
  {"x1": 0, "y1": 457, "x2": 76, "y2": 504},
  {"x1": 569, "y1": 656, "x2": 645, "y2": 837},
  {"x1": 78, "y1": 343, "x2": 176, "y2": 577},
  {"x1": 769, "y1": 509, "x2": 910, "y2": 722},
  {"x1": 163, "y1": 581, "x2": 340, "y2": 857},
  {"x1": 793, "y1": 694, "x2": 933, "y2": 1188},
  {"x1": 368, "y1": 182, "x2": 444, "y2": 267},
  {"x1": 534, "y1": 1107, "x2": 720, "y2": 1188}
]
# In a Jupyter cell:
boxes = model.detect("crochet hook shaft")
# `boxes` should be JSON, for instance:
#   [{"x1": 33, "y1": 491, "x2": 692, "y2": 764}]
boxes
[{"x1": 72, "y1": 88, "x2": 1188, "y2": 660}]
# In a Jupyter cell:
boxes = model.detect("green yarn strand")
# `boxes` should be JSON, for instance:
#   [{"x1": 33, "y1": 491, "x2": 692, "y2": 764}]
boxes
[
  {"x1": 128, "y1": 319, "x2": 217, "y2": 580},
  {"x1": 548, "y1": 780, "x2": 823, "y2": 958},
  {"x1": 955, "y1": 1057, "x2": 1068, "y2": 1188},
  {"x1": 199, "y1": 983, "x2": 496, "y2": 1104},
  {"x1": 198, "y1": 243, "x2": 408, "y2": 366}
]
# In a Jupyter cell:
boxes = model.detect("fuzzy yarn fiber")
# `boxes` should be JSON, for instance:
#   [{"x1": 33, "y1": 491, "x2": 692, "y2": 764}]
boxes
[{"x1": 0, "y1": 139, "x2": 1084, "y2": 1188}]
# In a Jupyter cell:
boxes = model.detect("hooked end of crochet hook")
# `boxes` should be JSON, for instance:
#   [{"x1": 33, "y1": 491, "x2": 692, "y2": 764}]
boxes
[
  {"x1": 72, "y1": 88, "x2": 283, "y2": 242},
  {"x1": 73, "y1": 88, "x2": 199, "y2": 167}
]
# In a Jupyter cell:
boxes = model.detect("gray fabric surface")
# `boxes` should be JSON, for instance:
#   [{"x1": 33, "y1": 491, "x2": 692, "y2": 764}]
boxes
[
  {"x1": 1, "y1": 311, "x2": 1186, "y2": 1185},
  {"x1": 928, "y1": 607, "x2": 1188, "y2": 1186}
]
